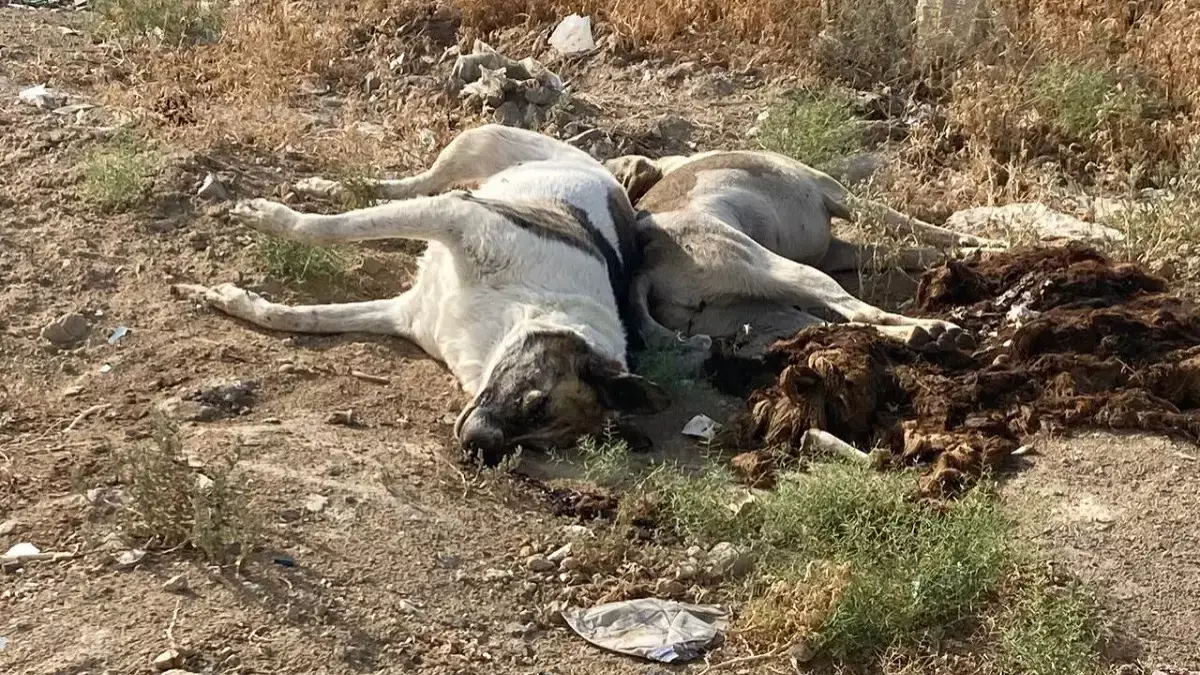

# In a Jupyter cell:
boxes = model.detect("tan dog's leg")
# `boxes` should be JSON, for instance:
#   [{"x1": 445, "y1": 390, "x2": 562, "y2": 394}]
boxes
[
  {"x1": 648, "y1": 225, "x2": 974, "y2": 351},
  {"x1": 815, "y1": 238, "x2": 947, "y2": 274},
  {"x1": 295, "y1": 124, "x2": 594, "y2": 201}
]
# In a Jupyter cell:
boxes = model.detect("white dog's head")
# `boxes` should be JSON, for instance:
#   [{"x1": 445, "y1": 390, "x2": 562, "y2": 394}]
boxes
[{"x1": 454, "y1": 331, "x2": 668, "y2": 465}]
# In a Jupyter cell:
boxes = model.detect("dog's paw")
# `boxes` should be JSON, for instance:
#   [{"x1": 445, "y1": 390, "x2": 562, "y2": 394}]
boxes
[
  {"x1": 294, "y1": 177, "x2": 348, "y2": 200},
  {"x1": 230, "y1": 198, "x2": 298, "y2": 236},
  {"x1": 203, "y1": 282, "x2": 261, "y2": 316}
]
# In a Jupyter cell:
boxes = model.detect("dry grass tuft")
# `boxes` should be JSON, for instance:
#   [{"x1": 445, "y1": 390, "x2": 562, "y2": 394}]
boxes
[{"x1": 116, "y1": 413, "x2": 259, "y2": 564}]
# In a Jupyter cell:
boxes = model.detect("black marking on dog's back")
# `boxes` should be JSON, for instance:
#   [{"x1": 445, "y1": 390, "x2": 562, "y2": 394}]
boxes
[{"x1": 460, "y1": 191, "x2": 645, "y2": 358}]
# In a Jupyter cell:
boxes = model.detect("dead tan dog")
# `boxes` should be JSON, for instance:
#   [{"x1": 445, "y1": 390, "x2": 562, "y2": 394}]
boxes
[{"x1": 603, "y1": 150, "x2": 1003, "y2": 359}]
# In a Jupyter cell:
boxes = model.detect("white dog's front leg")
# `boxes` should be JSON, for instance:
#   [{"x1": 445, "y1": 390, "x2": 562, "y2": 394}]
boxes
[
  {"x1": 174, "y1": 283, "x2": 416, "y2": 336},
  {"x1": 231, "y1": 194, "x2": 474, "y2": 246}
]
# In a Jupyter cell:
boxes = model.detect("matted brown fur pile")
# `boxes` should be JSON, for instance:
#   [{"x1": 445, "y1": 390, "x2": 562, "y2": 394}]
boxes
[{"x1": 714, "y1": 243, "x2": 1200, "y2": 496}]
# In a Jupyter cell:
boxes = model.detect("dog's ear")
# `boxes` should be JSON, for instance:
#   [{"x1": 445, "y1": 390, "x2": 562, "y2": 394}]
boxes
[
  {"x1": 581, "y1": 353, "x2": 671, "y2": 415},
  {"x1": 604, "y1": 156, "x2": 663, "y2": 204}
]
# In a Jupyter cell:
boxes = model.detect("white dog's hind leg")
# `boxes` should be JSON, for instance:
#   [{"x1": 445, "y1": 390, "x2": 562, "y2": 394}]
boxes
[
  {"x1": 175, "y1": 283, "x2": 415, "y2": 336},
  {"x1": 296, "y1": 124, "x2": 594, "y2": 201}
]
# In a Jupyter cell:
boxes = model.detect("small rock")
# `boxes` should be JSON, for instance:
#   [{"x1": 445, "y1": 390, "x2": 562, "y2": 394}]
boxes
[
  {"x1": 19, "y1": 85, "x2": 66, "y2": 109},
  {"x1": 196, "y1": 173, "x2": 228, "y2": 201},
  {"x1": 162, "y1": 574, "x2": 190, "y2": 594},
  {"x1": 706, "y1": 542, "x2": 753, "y2": 579},
  {"x1": 685, "y1": 545, "x2": 704, "y2": 561},
  {"x1": 397, "y1": 598, "x2": 420, "y2": 614},
  {"x1": 41, "y1": 312, "x2": 89, "y2": 347},
  {"x1": 364, "y1": 71, "x2": 383, "y2": 93},
  {"x1": 788, "y1": 640, "x2": 814, "y2": 666},
  {"x1": 493, "y1": 101, "x2": 524, "y2": 128},
  {"x1": 115, "y1": 548, "x2": 146, "y2": 569},
  {"x1": 4, "y1": 542, "x2": 40, "y2": 559},
  {"x1": 525, "y1": 555, "x2": 556, "y2": 573},
  {"x1": 304, "y1": 494, "x2": 329, "y2": 513},
  {"x1": 559, "y1": 557, "x2": 580, "y2": 572},
  {"x1": 654, "y1": 578, "x2": 685, "y2": 596},
  {"x1": 548, "y1": 14, "x2": 595, "y2": 55},
  {"x1": 945, "y1": 203, "x2": 1125, "y2": 243},
  {"x1": 194, "y1": 474, "x2": 215, "y2": 492},
  {"x1": 546, "y1": 543, "x2": 572, "y2": 563},
  {"x1": 0, "y1": 519, "x2": 18, "y2": 536},
  {"x1": 675, "y1": 561, "x2": 700, "y2": 581},
  {"x1": 325, "y1": 410, "x2": 355, "y2": 426},
  {"x1": 153, "y1": 648, "x2": 183, "y2": 671},
  {"x1": 483, "y1": 568, "x2": 513, "y2": 583},
  {"x1": 561, "y1": 524, "x2": 593, "y2": 538}
]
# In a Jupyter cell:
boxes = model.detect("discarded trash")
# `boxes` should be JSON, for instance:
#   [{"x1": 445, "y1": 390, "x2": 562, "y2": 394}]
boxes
[
  {"x1": 562, "y1": 598, "x2": 728, "y2": 663},
  {"x1": 108, "y1": 325, "x2": 129, "y2": 344},
  {"x1": 0, "y1": 636, "x2": 7, "y2": 651},
  {"x1": 272, "y1": 554, "x2": 296, "y2": 567},
  {"x1": 19, "y1": 84, "x2": 65, "y2": 109},
  {"x1": 681, "y1": 414, "x2": 721, "y2": 442},
  {"x1": 115, "y1": 548, "x2": 146, "y2": 569},
  {"x1": 5, "y1": 542, "x2": 40, "y2": 559},
  {"x1": 549, "y1": 14, "x2": 596, "y2": 55},
  {"x1": 800, "y1": 429, "x2": 870, "y2": 464},
  {"x1": 99, "y1": 364, "x2": 113, "y2": 374}
]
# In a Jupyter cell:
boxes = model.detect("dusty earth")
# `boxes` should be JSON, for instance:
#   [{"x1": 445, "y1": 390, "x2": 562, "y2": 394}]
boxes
[{"x1": 1, "y1": 4, "x2": 1199, "y2": 675}]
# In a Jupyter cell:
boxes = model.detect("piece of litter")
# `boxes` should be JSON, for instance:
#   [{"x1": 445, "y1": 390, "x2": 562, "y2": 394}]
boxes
[
  {"x1": 800, "y1": 429, "x2": 870, "y2": 463},
  {"x1": 562, "y1": 598, "x2": 728, "y2": 663},
  {"x1": 19, "y1": 84, "x2": 65, "y2": 109},
  {"x1": 108, "y1": 326, "x2": 129, "y2": 344},
  {"x1": 0, "y1": 636, "x2": 7, "y2": 651},
  {"x1": 5, "y1": 543, "x2": 40, "y2": 558},
  {"x1": 681, "y1": 414, "x2": 721, "y2": 442},
  {"x1": 273, "y1": 554, "x2": 296, "y2": 567},
  {"x1": 115, "y1": 548, "x2": 146, "y2": 569},
  {"x1": 99, "y1": 364, "x2": 113, "y2": 373},
  {"x1": 549, "y1": 14, "x2": 596, "y2": 55}
]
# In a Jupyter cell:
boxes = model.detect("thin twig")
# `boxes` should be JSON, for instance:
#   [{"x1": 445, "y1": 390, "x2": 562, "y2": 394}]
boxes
[
  {"x1": 350, "y1": 370, "x2": 390, "y2": 385},
  {"x1": 63, "y1": 404, "x2": 109, "y2": 434},
  {"x1": 699, "y1": 645, "x2": 788, "y2": 673},
  {"x1": 166, "y1": 597, "x2": 183, "y2": 650}
]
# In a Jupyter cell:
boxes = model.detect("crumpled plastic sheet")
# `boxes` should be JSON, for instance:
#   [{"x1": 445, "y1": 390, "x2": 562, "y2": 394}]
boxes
[{"x1": 562, "y1": 598, "x2": 729, "y2": 663}]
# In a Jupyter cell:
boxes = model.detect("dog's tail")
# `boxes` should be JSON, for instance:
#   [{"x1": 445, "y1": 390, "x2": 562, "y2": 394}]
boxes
[{"x1": 816, "y1": 174, "x2": 1003, "y2": 249}]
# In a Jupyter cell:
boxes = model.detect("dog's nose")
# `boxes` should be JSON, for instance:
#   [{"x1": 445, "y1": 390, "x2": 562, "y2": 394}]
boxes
[{"x1": 458, "y1": 412, "x2": 506, "y2": 465}]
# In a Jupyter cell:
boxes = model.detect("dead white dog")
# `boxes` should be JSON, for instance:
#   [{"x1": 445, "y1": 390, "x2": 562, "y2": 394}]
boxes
[
  {"x1": 177, "y1": 124, "x2": 668, "y2": 466},
  {"x1": 602, "y1": 151, "x2": 1003, "y2": 358}
]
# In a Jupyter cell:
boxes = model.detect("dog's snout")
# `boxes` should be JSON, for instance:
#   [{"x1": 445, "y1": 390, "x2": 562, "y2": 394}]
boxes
[{"x1": 458, "y1": 410, "x2": 506, "y2": 465}]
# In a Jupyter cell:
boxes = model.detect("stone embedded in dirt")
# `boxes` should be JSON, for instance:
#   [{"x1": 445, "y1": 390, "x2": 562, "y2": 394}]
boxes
[
  {"x1": 788, "y1": 639, "x2": 815, "y2": 666},
  {"x1": 18, "y1": 84, "x2": 65, "y2": 109},
  {"x1": 0, "y1": 519, "x2": 18, "y2": 536},
  {"x1": 525, "y1": 554, "x2": 556, "y2": 573},
  {"x1": 325, "y1": 410, "x2": 355, "y2": 426},
  {"x1": 115, "y1": 548, "x2": 146, "y2": 570},
  {"x1": 675, "y1": 561, "x2": 699, "y2": 581},
  {"x1": 706, "y1": 542, "x2": 753, "y2": 579},
  {"x1": 304, "y1": 494, "x2": 329, "y2": 514},
  {"x1": 493, "y1": 100, "x2": 523, "y2": 127},
  {"x1": 548, "y1": 14, "x2": 596, "y2": 55},
  {"x1": 561, "y1": 524, "x2": 593, "y2": 539},
  {"x1": 546, "y1": 543, "x2": 572, "y2": 564},
  {"x1": 483, "y1": 568, "x2": 514, "y2": 583},
  {"x1": 41, "y1": 312, "x2": 89, "y2": 347},
  {"x1": 162, "y1": 573, "x2": 190, "y2": 594},
  {"x1": 153, "y1": 648, "x2": 183, "y2": 671},
  {"x1": 945, "y1": 203, "x2": 1125, "y2": 243},
  {"x1": 196, "y1": 173, "x2": 228, "y2": 201}
]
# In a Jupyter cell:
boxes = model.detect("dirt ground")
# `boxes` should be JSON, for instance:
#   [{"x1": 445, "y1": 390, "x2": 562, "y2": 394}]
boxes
[{"x1": 1, "y1": 5, "x2": 1198, "y2": 675}]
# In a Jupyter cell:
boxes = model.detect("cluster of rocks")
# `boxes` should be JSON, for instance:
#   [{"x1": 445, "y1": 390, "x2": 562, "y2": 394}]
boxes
[{"x1": 449, "y1": 41, "x2": 565, "y2": 130}]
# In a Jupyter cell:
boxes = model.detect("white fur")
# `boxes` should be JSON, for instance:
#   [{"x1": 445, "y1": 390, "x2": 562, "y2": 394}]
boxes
[{"x1": 177, "y1": 125, "x2": 631, "y2": 397}]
